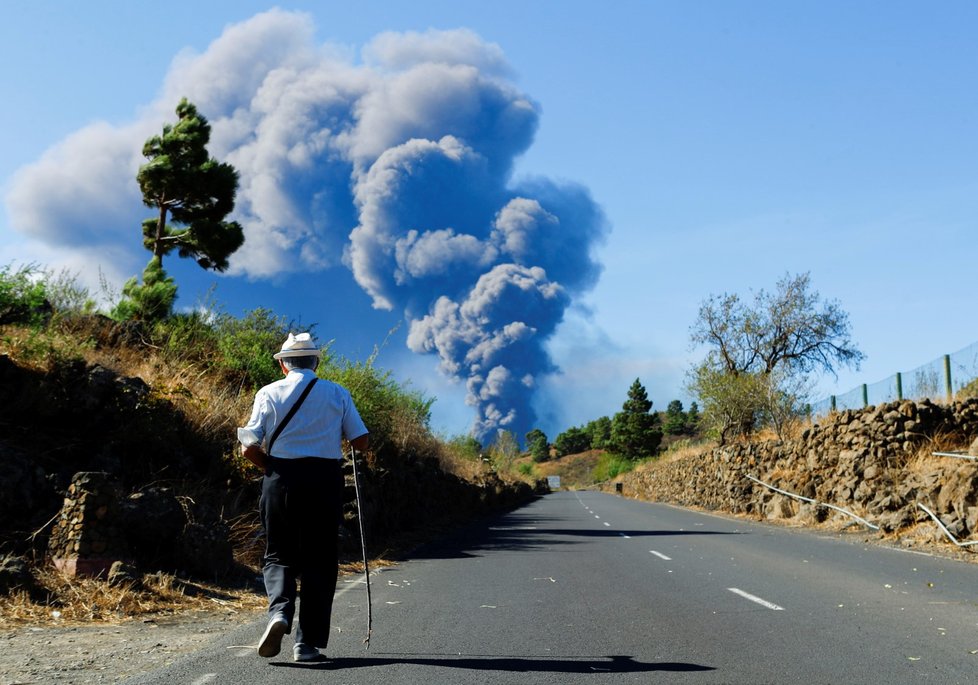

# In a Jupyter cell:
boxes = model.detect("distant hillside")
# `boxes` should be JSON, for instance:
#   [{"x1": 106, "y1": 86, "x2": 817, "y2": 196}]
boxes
[{"x1": 527, "y1": 450, "x2": 607, "y2": 489}]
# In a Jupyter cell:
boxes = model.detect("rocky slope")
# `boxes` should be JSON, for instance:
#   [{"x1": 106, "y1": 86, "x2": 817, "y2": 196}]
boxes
[{"x1": 607, "y1": 399, "x2": 978, "y2": 547}]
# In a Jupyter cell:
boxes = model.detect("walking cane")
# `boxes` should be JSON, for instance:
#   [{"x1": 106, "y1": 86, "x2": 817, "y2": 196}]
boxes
[{"x1": 349, "y1": 445, "x2": 372, "y2": 649}]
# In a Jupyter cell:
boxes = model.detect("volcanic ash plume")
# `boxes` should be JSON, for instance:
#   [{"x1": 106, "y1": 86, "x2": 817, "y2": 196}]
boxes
[{"x1": 5, "y1": 10, "x2": 608, "y2": 441}]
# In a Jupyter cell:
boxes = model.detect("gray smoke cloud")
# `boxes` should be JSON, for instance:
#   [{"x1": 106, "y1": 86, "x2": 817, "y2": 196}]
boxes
[{"x1": 4, "y1": 9, "x2": 607, "y2": 441}]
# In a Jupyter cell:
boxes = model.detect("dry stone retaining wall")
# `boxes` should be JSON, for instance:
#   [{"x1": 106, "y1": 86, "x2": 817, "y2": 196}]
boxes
[
  {"x1": 48, "y1": 472, "x2": 126, "y2": 578},
  {"x1": 610, "y1": 398, "x2": 978, "y2": 541}
]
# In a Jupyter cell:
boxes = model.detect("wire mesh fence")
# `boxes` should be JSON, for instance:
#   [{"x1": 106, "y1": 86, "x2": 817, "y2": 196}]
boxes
[
  {"x1": 811, "y1": 341, "x2": 978, "y2": 418},
  {"x1": 950, "y1": 341, "x2": 978, "y2": 395}
]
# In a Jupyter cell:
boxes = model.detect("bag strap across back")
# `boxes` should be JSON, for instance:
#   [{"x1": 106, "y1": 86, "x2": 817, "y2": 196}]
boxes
[{"x1": 267, "y1": 378, "x2": 318, "y2": 457}]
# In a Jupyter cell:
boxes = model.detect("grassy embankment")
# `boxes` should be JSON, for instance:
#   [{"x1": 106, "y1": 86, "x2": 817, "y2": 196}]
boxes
[{"x1": 0, "y1": 263, "x2": 535, "y2": 625}]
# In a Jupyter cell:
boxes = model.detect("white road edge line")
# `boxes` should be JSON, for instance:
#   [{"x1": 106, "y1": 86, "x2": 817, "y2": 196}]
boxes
[
  {"x1": 728, "y1": 587, "x2": 784, "y2": 611},
  {"x1": 649, "y1": 550, "x2": 671, "y2": 560},
  {"x1": 335, "y1": 567, "x2": 386, "y2": 598}
]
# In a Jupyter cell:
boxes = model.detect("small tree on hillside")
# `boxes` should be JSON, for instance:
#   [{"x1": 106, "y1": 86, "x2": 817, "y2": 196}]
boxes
[
  {"x1": 610, "y1": 378, "x2": 662, "y2": 458},
  {"x1": 687, "y1": 365, "x2": 768, "y2": 445},
  {"x1": 113, "y1": 256, "x2": 177, "y2": 323},
  {"x1": 488, "y1": 429, "x2": 520, "y2": 472},
  {"x1": 114, "y1": 98, "x2": 244, "y2": 321},
  {"x1": 526, "y1": 428, "x2": 550, "y2": 463}
]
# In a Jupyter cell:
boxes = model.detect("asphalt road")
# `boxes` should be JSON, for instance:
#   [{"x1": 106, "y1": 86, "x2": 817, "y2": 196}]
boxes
[{"x1": 125, "y1": 491, "x2": 978, "y2": 684}]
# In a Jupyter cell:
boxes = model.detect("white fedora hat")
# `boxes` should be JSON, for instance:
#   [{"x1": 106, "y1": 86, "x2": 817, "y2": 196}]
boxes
[{"x1": 273, "y1": 332, "x2": 321, "y2": 359}]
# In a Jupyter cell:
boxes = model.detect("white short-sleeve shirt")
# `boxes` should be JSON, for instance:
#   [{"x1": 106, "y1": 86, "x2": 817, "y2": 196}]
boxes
[{"x1": 239, "y1": 368, "x2": 368, "y2": 460}]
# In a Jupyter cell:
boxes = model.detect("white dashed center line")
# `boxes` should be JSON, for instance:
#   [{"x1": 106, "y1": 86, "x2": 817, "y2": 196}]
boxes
[
  {"x1": 649, "y1": 550, "x2": 671, "y2": 560},
  {"x1": 728, "y1": 588, "x2": 784, "y2": 611}
]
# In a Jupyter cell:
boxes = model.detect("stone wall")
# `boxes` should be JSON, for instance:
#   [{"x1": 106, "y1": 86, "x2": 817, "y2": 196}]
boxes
[
  {"x1": 608, "y1": 398, "x2": 978, "y2": 541},
  {"x1": 345, "y1": 450, "x2": 539, "y2": 549},
  {"x1": 47, "y1": 472, "x2": 234, "y2": 579},
  {"x1": 48, "y1": 472, "x2": 126, "y2": 578}
]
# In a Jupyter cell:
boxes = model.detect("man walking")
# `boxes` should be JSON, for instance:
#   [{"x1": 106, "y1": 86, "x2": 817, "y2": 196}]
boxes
[{"x1": 237, "y1": 332, "x2": 369, "y2": 662}]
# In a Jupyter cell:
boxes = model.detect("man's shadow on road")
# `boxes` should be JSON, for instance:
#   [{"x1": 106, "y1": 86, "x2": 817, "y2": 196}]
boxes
[{"x1": 271, "y1": 653, "x2": 715, "y2": 674}]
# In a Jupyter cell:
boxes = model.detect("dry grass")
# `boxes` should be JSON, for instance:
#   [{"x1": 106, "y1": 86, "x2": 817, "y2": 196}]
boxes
[
  {"x1": 1, "y1": 321, "x2": 254, "y2": 449},
  {"x1": 658, "y1": 439, "x2": 713, "y2": 464},
  {"x1": 0, "y1": 326, "x2": 86, "y2": 372},
  {"x1": 531, "y1": 450, "x2": 606, "y2": 488},
  {"x1": 429, "y1": 441, "x2": 494, "y2": 482},
  {"x1": 0, "y1": 567, "x2": 265, "y2": 629},
  {"x1": 753, "y1": 466, "x2": 815, "y2": 497},
  {"x1": 94, "y1": 345, "x2": 254, "y2": 446},
  {"x1": 226, "y1": 512, "x2": 264, "y2": 571},
  {"x1": 339, "y1": 558, "x2": 397, "y2": 575},
  {"x1": 902, "y1": 430, "x2": 968, "y2": 476},
  {"x1": 0, "y1": 557, "x2": 403, "y2": 630}
]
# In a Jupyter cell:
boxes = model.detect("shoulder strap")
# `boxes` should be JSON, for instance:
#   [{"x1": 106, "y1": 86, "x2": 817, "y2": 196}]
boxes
[{"x1": 267, "y1": 378, "x2": 318, "y2": 456}]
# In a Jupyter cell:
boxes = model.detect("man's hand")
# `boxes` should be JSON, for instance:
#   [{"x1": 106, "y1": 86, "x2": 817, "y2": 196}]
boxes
[
  {"x1": 350, "y1": 434, "x2": 370, "y2": 453},
  {"x1": 242, "y1": 444, "x2": 268, "y2": 471}
]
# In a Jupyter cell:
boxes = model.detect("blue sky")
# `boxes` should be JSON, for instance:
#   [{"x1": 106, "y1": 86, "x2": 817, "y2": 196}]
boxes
[{"x1": 2, "y1": 1, "x2": 976, "y2": 441}]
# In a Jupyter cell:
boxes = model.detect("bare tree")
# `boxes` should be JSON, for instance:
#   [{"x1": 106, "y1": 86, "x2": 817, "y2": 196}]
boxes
[
  {"x1": 689, "y1": 273, "x2": 863, "y2": 441},
  {"x1": 692, "y1": 272, "x2": 864, "y2": 377}
]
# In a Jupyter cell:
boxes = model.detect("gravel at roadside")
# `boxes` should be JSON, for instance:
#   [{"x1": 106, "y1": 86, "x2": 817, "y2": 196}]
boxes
[{"x1": 0, "y1": 609, "x2": 263, "y2": 685}]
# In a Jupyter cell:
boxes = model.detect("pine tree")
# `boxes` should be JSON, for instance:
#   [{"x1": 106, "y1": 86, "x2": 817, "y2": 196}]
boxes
[
  {"x1": 664, "y1": 399, "x2": 686, "y2": 435},
  {"x1": 685, "y1": 401, "x2": 700, "y2": 434},
  {"x1": 526, "y1": 428, "x2": 550, "y2": 462},
  {"x1": 610, "y1": 378, "x2": 662, "y2": 458},
  {"x1": 114, "y1": 99, "x2": 243, "y2": 321},
  {"x1": 584, "y1": 416, "x2": 612, "y2": 449},
  {"x1": 112, "y1": 256, "x2": 177, "y2": 322}
]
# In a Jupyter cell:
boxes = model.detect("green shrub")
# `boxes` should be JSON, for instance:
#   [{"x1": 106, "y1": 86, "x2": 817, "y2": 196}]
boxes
[
  {"x1": 592, "y1": 452, "x2": 637, "y2": 482},
  {"x1": 323, "y1": 354, "x2": 433, "y2": 454},
  {"x1": 155, "y1": 310, "x2": 219, "y2": 365},
  {"x1": 0, "y1": 263, "x2": 50, "y2": 326},
  {"x1": 213, "y1": 308, "x2": 290, "y2": 390},
  {"x1": 42, "y1": 268, "x2": 96, "y2": 317},
  {"x1": 445, "y1": 435, "x2": 483, "y2": 461}
]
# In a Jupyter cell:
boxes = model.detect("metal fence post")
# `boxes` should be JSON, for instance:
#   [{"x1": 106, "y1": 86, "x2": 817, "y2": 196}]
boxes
[
  {"x1": 862, "y1": 384, "x2": 868, "y2": 408},
  {"x1": 945, "y1": 354, "x2": 953, "y2": 401},
  {"x1": 895, "y1": 372, "x2": 903, "y2": 401},
  {"x1": 830, "y1": 395, "x2": 836, "y2": 412}
]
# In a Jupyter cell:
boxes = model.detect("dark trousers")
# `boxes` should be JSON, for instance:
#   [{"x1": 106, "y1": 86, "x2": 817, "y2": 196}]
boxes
[{"x1": 260, "y1": 457, "x2": 343, "y2": 649}]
